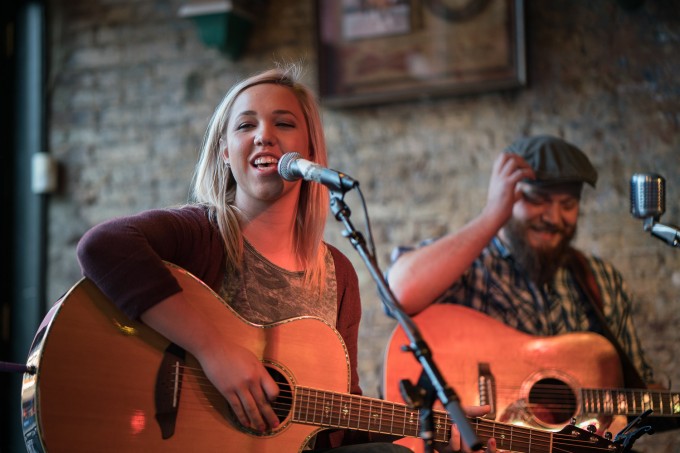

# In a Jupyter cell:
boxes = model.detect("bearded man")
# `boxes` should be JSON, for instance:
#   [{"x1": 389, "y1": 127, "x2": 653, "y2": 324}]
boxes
[{"x1": 387, "y1": 136, "x2": 661, "y2": 438}]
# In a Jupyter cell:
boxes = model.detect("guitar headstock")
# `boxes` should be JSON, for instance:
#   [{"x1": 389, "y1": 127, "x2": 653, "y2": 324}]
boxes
[{"x1": 555, "y1": 423, "x2": 621, "y2": 452}]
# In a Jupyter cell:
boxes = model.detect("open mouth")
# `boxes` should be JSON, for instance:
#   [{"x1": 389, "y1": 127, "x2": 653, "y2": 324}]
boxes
[{"x1": 253, "y1": 156, "x2": 279, "y2": 169}]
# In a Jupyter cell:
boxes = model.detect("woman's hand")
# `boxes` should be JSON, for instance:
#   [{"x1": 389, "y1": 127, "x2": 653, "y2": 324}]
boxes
[
  {"x1": 141, "y1": 292, "x2": 281, "y2": 433},
  {"x1": 198, "y1": 341, "x2": 281, "y2": 432}
]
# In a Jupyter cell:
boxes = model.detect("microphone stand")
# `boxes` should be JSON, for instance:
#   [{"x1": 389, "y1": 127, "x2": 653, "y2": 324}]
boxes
[
  {"x1": 329, "y1": 190, "x2": 482, "y2": 452},
  {"x1": 643, "y1": 217, "x2": 680, "y2": 248}
]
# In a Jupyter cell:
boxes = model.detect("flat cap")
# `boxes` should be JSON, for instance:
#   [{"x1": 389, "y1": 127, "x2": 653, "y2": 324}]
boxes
[{"x1": 505, "y1": 135, "x2": 598, "y2": 187}]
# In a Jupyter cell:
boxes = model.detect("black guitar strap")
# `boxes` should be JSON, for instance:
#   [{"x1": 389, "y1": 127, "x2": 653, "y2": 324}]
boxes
[{"x1": 566, "y1": 248, "x2": 647, "y2": 389}]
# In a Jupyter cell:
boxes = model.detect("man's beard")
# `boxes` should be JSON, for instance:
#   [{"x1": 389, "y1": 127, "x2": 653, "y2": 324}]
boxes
[{"x1": 502, "y1": 218, "x2": 577, "y2": 286}]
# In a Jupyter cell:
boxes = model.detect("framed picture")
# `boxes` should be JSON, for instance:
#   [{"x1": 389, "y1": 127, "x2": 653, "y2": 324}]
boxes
[{"x1": 316, "y1": 0, "x2": 526, "y2": 107}]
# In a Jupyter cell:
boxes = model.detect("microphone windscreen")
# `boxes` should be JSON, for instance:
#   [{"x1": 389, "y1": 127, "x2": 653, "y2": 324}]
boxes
[
  {"x1": 630, "y1": 173, "x2": 665, "y2": 219},
  {"x1": 278, "y1": 152, "x2": 302, "y2": 181}
]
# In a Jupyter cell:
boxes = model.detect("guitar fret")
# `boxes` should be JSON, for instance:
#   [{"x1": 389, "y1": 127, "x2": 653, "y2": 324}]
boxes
[
  {"x1": 293, "y1": 388, "x2": 304, "y2": 420},
  {"x1": 308, "y1": 388, "x2": 316, "y2": 423},
  {"x1": 313, "y1": 388, "x2": 320, "y2": 424},
  {"x1": 434, "y1": 413, "x2": 448, "y2": 443},
  {"x1": 642, "y1": 391, "x2": 652, "y2": 413},
  {"x1": 325, "y1": 390, "x2": 332, "y2": 424},
  {"x1": 367, "y1": 399, "x2": 373, "y2": 431},
  {"x1": 603, "y1": 389, "x2": 613, "y2": 414},
  {"x1": 620, "y1": 390, "x2": 629, "y2": 414},
  {"x1": 389, "y1": 400, "x2": 395, "y2": 435},
  {"x1": 339, "y1": 394, "x2": 347, "y2": 428}
]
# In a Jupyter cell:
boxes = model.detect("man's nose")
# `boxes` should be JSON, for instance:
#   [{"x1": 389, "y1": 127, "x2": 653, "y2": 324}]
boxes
[{"x1": 541, "y1": 202, "x2": 563, "y2": 226}]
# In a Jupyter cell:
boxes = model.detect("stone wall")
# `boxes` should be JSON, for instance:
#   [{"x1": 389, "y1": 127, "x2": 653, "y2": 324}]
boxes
[{"x1": 47, "y1": 0, "x2": 680, "y2": 450}]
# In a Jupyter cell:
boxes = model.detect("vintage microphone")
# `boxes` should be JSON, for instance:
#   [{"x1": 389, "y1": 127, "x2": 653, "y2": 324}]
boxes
[{"x1": 630, "y1": 173, "x2": 680, "y2": 247}]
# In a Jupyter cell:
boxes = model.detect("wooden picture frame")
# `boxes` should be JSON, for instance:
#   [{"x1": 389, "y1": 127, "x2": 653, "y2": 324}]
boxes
[{"x1": 316, "y1": 0, "x2": 526, "y2": 107}]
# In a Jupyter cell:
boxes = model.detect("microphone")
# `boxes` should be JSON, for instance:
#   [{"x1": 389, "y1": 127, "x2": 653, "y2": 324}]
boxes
[
  {"x1": 278, "y1": 152, "x2": 358, "y2": 193},
  {"x1": 630, "y1": 173, "x2": 665, "y2": 220},
  {"x1": 630, "y1": 173, "x2": 679, "y2": 248}
]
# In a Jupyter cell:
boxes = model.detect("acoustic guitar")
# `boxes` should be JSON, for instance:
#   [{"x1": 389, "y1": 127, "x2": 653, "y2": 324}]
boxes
[
  {"x1": 22, "y1": 263, "x2": 623, "y2": 452},
  {"x1": 383, "y1": 304, "x2": 680, "y2": 438}
]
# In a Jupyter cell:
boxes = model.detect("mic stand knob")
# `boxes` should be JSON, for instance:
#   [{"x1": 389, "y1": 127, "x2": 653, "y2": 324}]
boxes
[{"x1": 643, "y1": 216, "x2": 680, "y2": 247}]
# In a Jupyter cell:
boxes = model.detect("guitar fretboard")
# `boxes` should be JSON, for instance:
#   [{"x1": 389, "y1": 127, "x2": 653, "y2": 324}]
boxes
[
  {"x1": 293, "y1": 386, "x2": 574, "y2": 453},
  {"x1": 582, "y1": 388, "x2": 680, "y2": 416}
]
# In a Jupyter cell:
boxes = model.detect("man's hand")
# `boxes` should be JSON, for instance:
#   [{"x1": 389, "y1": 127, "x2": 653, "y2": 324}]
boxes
[{"x1": 440, "y1": 405, "x2": 507, "y2": 453}]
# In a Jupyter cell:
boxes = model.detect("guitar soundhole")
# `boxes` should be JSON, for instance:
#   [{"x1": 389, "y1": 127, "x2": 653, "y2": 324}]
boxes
[
  {"x1": 528, "y1": 378, "x2": 576, "y2": 425},
  {"x1": 267, "y1": 366, "x2": 293, "y2": 424}
]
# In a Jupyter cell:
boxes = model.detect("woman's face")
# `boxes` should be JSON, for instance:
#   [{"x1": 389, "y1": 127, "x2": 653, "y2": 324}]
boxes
[{"x1": 223, "y1": 83, "x2": 311, "y2": 210}]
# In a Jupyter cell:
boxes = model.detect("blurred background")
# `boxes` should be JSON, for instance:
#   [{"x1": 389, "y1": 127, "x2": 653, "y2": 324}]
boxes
[{"x1": 2, "y1": 0, "x2": 679, "y2": 451}]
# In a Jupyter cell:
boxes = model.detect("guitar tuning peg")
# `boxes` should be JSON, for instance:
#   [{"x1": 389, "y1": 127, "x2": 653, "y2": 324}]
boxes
[
  {"x1": 587, "y1": 424, "x2": 597, "y2": 433},
  {"x1": 604, "y1": 431, "x2": 613, "y2": 440}
]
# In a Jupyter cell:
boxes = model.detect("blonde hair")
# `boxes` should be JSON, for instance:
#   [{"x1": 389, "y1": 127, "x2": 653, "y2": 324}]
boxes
[{"x1": 190, "y1": 64, "x2": 329, "y2": 290}]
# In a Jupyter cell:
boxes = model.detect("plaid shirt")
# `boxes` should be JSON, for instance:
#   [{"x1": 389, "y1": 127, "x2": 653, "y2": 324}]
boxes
[{"x1": 390, "y1": 236, "x2": 654, "y2": 383}]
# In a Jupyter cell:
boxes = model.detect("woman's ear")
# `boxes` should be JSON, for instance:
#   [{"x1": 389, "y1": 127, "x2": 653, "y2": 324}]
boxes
[{"x1": 219, "y1": 137, "x2": 229, "y2": 164}]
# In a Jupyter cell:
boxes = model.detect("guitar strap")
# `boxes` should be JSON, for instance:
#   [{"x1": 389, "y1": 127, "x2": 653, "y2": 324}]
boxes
[{"x1": 566, "y1": 248, "x2": 647, "y2": 389}]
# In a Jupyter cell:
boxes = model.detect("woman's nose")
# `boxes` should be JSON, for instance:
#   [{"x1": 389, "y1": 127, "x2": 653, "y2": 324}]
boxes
[{"x1": 254, "y1": 127, "x2": 274, "y2": 146}]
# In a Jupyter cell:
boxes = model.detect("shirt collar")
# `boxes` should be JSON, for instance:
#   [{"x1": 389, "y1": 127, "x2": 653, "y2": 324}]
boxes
[{"x1": 492, "y1": 236, "x2": 513, "y2": 259}]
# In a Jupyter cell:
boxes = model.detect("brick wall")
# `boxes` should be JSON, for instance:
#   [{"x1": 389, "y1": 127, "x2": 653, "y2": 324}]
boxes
[{"x1": 47, "y1": 0, "x2": 680, "y2": 450}]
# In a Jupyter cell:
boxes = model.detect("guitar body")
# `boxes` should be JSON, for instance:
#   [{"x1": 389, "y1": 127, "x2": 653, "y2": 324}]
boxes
[
  {"x1": 22, "y1": 264, "x2": 350, "y2": 453},
  {"x1": 383, "y1": 304, "x2": 625, "y2": 443}
]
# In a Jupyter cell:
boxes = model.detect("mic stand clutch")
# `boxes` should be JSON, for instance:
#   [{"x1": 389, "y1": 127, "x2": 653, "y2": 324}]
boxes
[
  {"x1": 329, "y1": 190, "x2": 482, "y2": 452},
  {"x1": 643, "y1": 217, "x2": 680, "y2": 248}
]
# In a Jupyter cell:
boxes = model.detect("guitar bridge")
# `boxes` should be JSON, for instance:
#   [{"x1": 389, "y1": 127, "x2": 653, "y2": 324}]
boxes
[
  {"x1": 478, "y1": 362, "x2": 496, "y2": 419},
  {"x1": 154, "y1": 343, "x2": 186, "y2": 439}
]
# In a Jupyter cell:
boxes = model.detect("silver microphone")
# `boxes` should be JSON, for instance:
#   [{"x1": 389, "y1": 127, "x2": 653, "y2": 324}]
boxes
[
  {"x1": 630, "y1": 173, "x2": 665, "y2": 220},
  {"x1": 277, "y1": 152, "x2": 358, "y2": 192},
  {"x1": 630, "y1": 173, "x2": 679, "y2": 247}
]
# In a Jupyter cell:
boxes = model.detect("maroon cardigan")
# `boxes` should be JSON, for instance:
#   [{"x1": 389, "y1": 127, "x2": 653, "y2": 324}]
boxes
[{"x1": 77, "y1": 205, "x2": 367, "y2": 447}]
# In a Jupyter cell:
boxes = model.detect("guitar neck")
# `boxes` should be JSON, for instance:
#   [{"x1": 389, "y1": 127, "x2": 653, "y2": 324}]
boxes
[
  {"x1": 293, "y1": 386, "x2": 556, "y2": 452},
  {"x1": 581, "y1": 388, "x2": 680, "y2": 417}
]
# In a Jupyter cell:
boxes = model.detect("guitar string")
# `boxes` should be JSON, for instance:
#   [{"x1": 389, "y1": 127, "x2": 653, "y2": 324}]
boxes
[
  {"x1": 158, "y1": 366, "x2": 614, "y2": 451},
  {"x1": 291, "y1": 388, "x2": 609, "y2": 451},
  {"x1": 462, "y1": 382, "x2": 672, "y2": 416}
]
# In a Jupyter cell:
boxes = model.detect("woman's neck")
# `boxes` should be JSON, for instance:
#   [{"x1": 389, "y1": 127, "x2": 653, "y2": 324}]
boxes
[{"x1": 239, "y1": 200, "x2": 303, "y2": 271}]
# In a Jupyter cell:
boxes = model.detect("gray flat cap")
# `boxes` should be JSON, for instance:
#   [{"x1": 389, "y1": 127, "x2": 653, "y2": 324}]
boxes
[{"x1": 505, "y1": 135, "x2": 598, "y2": 187}]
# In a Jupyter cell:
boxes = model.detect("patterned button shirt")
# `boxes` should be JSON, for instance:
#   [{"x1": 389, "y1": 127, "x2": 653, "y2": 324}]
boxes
[{"x1": 390, "y1": 236, "x2": 654, "y2": 383}]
